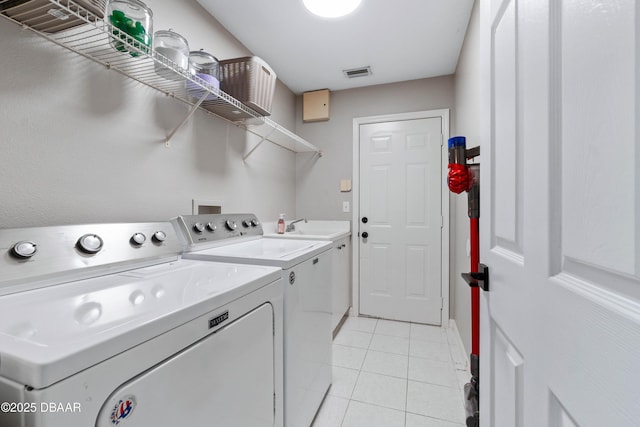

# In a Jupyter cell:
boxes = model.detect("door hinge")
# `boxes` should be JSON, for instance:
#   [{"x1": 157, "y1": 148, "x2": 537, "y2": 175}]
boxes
[{"x1": 440, "y1": 216, "x2": 444, "y2": 228}]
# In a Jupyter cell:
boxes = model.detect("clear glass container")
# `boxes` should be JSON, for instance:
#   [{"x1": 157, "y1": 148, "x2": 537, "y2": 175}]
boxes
[
  {"x1": 188, "y1": 50, "x2": 219, "y2": 80},
  {"x1": 154, "y1": 29, "x2": 190, "y2": 80},
  {"x1": 106, "y1": 0, "x2": 153, "y2": 57},
  {"x1": 187, "y1": 49, "x2": 220, "y2": 101}
]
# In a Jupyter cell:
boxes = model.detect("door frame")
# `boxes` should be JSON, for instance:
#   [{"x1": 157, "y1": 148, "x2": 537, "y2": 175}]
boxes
[{"x1": 352, "y1": 109, "x2": 451, "y2": 325}]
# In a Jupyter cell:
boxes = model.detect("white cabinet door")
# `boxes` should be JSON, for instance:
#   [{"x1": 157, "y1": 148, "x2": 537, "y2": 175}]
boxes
[
  {"x1": 332, "y1": 236, "x2": 351, "y2": 332},
  {"x1": 479, "y1": 0, "x2": 640, "y2": 425}
]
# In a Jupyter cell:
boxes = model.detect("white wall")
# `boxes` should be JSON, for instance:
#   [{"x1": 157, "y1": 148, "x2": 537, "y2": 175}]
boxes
[
  {"x1": 452, "y1": 0, "x2": 481, "y2": 356},
  {"x1": 0, "y1": 0, "x2": 298, "y2": 228},
  {"x1": 294, "y1": 77, "x2": 455, "y2": 221}
]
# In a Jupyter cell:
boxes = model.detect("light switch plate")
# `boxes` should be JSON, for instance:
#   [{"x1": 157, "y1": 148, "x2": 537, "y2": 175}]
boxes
[{"x1": 342, "y1": 201, "x2": 350, "y2": 213}]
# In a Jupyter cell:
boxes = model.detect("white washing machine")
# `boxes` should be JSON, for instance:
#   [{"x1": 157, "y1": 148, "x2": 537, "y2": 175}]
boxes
[
  {"x1": 172, "y1": 214, "x2": 333, "y2": 427},
  {"x1": 0, "y1": 222, "x2": 283, "y2": 427}
]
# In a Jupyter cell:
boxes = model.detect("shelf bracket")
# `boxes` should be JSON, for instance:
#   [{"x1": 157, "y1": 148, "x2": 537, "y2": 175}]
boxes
[
  {"x1": 165, "y1": 92, "x2": 209, "y2": 147},
  {"x1": 242, "y1": 125, "x2": 279, "y2": 161}
]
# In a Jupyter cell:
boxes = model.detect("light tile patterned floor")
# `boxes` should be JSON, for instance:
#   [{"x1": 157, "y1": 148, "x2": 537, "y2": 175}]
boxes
[{"x1": 313, "y1": 317, "x2": 470, "y2": 427}]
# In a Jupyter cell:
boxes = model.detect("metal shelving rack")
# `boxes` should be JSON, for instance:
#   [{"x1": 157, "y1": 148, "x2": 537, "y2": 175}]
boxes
[{"x1": 0, "y1": 0, "x2": 322, "y2": 158}]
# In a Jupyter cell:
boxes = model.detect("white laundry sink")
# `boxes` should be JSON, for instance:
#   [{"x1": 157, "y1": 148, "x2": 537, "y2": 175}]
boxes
[{"x1": 263, "y1": 220, "x2": 351, "y2": 241}]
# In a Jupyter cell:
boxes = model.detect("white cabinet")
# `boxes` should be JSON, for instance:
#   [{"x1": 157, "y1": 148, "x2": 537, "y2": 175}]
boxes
[{"x1": 332, "y1": 236, "x2": 351, "y2": 333}]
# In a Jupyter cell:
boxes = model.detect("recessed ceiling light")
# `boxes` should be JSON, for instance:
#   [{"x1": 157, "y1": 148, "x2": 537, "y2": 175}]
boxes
[{"x1": 303, "y1": 0, "x2": 362, "y2": 18}]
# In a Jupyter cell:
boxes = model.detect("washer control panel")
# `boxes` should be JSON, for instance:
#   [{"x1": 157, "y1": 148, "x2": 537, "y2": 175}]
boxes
[
  {"x1": 172, "y1": 213, "x2": 263, "y2": 248},
  {"x1": 0, "y1": 222, "x2": 182, "y2": 297}
]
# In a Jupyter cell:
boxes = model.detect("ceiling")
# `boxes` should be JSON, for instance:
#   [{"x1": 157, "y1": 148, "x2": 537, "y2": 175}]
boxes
[{"x1": 196, "y1": 0, "x2": 475, "y2": 94}]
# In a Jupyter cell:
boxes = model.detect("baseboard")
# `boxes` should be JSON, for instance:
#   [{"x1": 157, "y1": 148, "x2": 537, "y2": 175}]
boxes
[
  {"x1": 447, "y1": 319, "x2": 470, "y2": 371},
  {"x1": 332, "y1": 311, "x2": 350, "y2": 339}
]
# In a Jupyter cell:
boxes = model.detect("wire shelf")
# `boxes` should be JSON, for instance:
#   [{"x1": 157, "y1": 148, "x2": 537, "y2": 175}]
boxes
[{"x1": 0, "y1": 0, "x2": 321, "y2": 155}]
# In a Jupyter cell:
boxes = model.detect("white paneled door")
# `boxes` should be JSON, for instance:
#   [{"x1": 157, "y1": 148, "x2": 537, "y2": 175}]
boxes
[
  {"x1": 480, "y1": 0, "x2": 640, "y2": 426},
  {"x1": 358, "y1": 116, "x2": 443, "y2": 325}
]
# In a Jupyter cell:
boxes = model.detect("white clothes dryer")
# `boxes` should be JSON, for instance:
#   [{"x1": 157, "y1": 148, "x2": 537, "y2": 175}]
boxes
[
  {"x1": 0, "y1": 222, "x2": 283, "y2": 427},
  {"x1": 172, "y1": 214, "x2": 332, "y2": 427}
]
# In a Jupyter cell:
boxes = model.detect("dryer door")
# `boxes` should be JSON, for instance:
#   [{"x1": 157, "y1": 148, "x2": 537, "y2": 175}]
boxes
[
  {"x1": 285, "y1": 250, "x2": 332, "y2": 427},
  {"x1": 96, "y1": 303, "x2": 275, "y2": 426}
]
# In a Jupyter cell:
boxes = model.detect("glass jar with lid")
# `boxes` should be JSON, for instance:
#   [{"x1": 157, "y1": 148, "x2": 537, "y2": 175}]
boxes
[
  {"x1": 106, "y1": 0, "x2": 153, "y2": 57},
  {"x1": 154, "y1": 29, "x2": 190, "y2": 80},
  {"x1": 186, "y1": 49, "x2": 220, "y2": 101}
]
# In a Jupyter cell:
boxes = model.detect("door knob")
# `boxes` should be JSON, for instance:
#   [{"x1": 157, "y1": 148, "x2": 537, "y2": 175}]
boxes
[
  {"x1": 361, "y1": 217, "x2": 368, "y2": 223},
  {"x1": 361, "y1": 232, "x2": 369, "y2": 239}
]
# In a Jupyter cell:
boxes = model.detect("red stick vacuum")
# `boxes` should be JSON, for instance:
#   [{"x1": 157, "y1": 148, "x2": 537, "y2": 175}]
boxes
[{"x1": 448, "y1": 136, "x2": 481, "y2": 427}]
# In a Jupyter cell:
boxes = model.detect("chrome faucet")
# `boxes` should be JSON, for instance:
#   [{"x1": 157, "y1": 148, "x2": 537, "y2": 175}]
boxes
[{"x1": 286, "y1": 218, "x2": 307, "y2": 232}]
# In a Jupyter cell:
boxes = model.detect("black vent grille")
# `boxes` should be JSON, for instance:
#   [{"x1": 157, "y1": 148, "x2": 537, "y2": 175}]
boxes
[{"x1": 343, "y1": 66, "x2": 372, "y2": 78}]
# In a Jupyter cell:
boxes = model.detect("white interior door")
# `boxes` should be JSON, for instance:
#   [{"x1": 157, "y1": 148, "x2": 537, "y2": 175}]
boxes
[
  {"x1": 480, "y1": 0, "x2": 640, "y2": 426},
  {"x1": 358, "y1": 116, "x2": 443, "y2": 324}
]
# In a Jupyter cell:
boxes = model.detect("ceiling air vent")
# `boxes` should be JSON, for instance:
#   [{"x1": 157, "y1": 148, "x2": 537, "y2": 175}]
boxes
[{"x1": 343, "y1": 66, "x2": 372, "y2": 79}]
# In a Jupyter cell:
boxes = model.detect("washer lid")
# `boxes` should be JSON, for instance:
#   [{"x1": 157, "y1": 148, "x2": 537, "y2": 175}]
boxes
[
  {"x1": 184, "y1": 238, "x2": 332, "y2": 269},
  {"x1": 0, "y1": 259, "x2": 280, "y2": 389}
]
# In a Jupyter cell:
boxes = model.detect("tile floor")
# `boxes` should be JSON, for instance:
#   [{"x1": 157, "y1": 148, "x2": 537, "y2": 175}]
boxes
[{"x1": 312, "y1": 316, "x2": 470, "y2": 427}]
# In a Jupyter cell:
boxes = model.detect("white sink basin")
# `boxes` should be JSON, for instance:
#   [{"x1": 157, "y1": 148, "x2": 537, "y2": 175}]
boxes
[{"x1": 263, "y1": 220, "x2": 351, "y2": 241}]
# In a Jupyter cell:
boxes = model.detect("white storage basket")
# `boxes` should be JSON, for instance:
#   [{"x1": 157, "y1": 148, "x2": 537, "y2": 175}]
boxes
[{"x1": 219, "y1": 56, "x2": 276, "y2": 116}]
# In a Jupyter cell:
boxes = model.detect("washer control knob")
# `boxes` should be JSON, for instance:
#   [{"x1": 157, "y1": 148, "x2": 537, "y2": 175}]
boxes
[
  {"x1": 251, "y1": 219, "x2": 260, "y2": 227},
  {"x1": 193, "y1": 223, "x2": 205, "y2": 233},
  {"x1": 153, "y1": 231, "x2": 167, "y2": 243},
  {"x1": 225, "y1": 220, "x2": 237, "y2": 231},
  {"x1": 130, "y1": 233, "x2": 146, "y2": 246},
  {"x1": 242, "y1": 219, "x2": 252, "y2": 228},
  {"x1": 11, "y1": 241, "x2": 37, "y2": 258},
  {"x1": 206, "y1": 222, "x2": 217, "y2": 232},
  {"x1": 77, "y1": 234, "x2": 104, "y2": 254}
]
